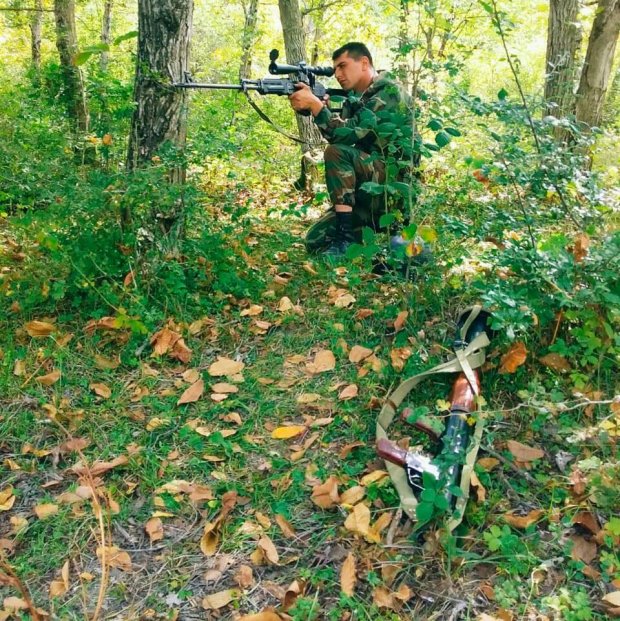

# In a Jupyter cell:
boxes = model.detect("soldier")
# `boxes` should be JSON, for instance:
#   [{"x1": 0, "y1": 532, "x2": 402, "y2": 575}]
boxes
[{"x1": 289, "y1": 42, "x2": 414, "y2": 258}]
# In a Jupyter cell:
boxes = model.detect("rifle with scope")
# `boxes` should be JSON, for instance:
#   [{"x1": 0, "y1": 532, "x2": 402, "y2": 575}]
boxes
[{"x1": 173, "y1": 49, "x2": 347, "y2": 114}]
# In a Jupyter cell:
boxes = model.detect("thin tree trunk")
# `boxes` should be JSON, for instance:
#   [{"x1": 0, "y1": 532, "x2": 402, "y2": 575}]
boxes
[
  {"x1": 54, "y1": 0, "x2": 89, "y2": 131},
  {"x1": 30, "y1": 0, "x2": 43, "y2": 75},
  {"x1": 397, "y1": 0, "x2": 411, "y2": 89},
  {"x1": 239, "y1": 0, "x2": 258, "y2": 79},
  {"x1": 100, "y1": 0, "x2": 113, "y2": 72},
  {"x1": 126, "y1": 0, "x2": 193, "y2": 227},
  {"x1": 575, "y1": 0, "x2": 620, "y2": 127},
  {"x1": 544, "y1": 0, "x2": 581, "y2": 118},
  {"x1": 277, "y1": 0, "x2": 322, "y2": 152}
]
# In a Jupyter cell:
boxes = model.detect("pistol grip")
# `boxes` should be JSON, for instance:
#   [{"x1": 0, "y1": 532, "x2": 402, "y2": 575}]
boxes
[{"x1": 376, "y1": 438, "x2": 408, "y2": 467}]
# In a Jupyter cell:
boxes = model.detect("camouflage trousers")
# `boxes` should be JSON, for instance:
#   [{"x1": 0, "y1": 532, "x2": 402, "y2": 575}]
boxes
[{"x1": 306, "y1": 143, "x2": 388, "y2": 253}]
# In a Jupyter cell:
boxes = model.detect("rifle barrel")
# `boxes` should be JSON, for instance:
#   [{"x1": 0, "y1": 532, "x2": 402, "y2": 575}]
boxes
[{"x1": 173, "y1": 82, "x2": 259, "y2": 90}]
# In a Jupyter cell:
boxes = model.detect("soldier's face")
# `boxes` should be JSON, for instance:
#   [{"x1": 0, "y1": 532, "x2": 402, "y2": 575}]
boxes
[{"x1": 333, "y1": 52, "x2": 368, "y2": 91}]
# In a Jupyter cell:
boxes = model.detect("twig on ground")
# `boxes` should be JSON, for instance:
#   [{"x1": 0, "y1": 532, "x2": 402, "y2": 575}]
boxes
[
  {"x1": 0, "y1": 556, "x2": 44, "y2": 620},
  {"x1": 480, "y1": 444, "x2": 537, "y2": 484}
]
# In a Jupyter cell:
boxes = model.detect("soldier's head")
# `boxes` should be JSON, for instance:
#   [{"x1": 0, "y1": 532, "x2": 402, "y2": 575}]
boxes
[{"x1": 332, "y1": 42, "x2": 376, "y2": 93}]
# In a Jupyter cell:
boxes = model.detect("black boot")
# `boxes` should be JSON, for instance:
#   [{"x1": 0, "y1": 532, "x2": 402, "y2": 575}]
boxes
[{"x1": 322, "y1": 210, "x2": 356, "y2": 259}]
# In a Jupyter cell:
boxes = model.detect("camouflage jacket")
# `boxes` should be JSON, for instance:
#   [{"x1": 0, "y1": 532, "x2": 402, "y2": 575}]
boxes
[{"x1": 313, "y1": 73, "x2": 413, "y2": 155}]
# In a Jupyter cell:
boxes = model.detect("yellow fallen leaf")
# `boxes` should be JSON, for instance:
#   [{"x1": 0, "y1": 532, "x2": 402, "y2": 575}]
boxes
[
  {"x1": 296, "y1": 393, "x2": 321, "y2": 404},
  {"x1": 35, "y1": 369, "x2": 61, "y2": 386},
  {"x1": 211, "y1": 382, "x2": 238, "y2": 394},
  {"x1": 393, "y1": 310, "x2": 408, "y2": 333},
  {"x1": 344, "y1": 502, "x2": 370, "y2": 537},
  {"x1": 90, "y1": 382, "x2": 111, "y2": 399},
  {"x1": 258, "y1": 535, "x2": 280, "y2": 564},
  {"x1": 208, "y1": 357, "x2": 245, "y2": 377},
  {"x1": 25, "y1": 320, "x2": 55, "y2": 337},
  {"x1": 145, "y1": 517, "x2": 164, "y2": 542},
  {"x1": 603, "y1": 592, "x2": 620, "y2": 607},
  {"x1": 307, "y1": 349, "x2": 336, "y2": 373},
  {"x1": 34, "y1": 503, "x2": 59, "y2": 519},
  {"x1": 277, "y1": 296, "x2": 294, "y2": 312},
  {"x1": 339, "y1": 384, "x2": 358, "y2": 400},
  {"x1": 340, "y1": 485, "x2": 366, "y2": 506},
  {"x1": 234, "y1": 564, "x2": 254, "y2": 589},
  {"x1": 272, "y1": 425, "x2": 306, "y2": 440},
  {"x1": 361, "y1": 470, "x2": 389, "y2": 486},
  {"x1": 275, "y1": 514, "x2": 295, "y2": 538},
  {"x1": 349, "y1": 345, "x2": 373, "y2": 363},
  {"x1": 340, "y1": 552, "x2": 357, "y2": 596},
  {"x1": 0, "y1": 486, "x2": 16, "y2": 512},
  {"x1": 96, "y1": 546, "x2": 132, "y2": 571},
  {"x1": 49, "y1": 560, "x2": 70, "y2": 597},
  {"x1": 94, "y1": 354, "x2": 120, "y2": 370},
  {"x1": 334, "y1": 293, "x2": 356, "y2": 308},
  {"x1": 202, "y1": 588, "x2": 239, "y2": 610},
  {"x1": 177, "y1": 379, "x2": 204, "y2": 405},
  {"x1": 13, "y1": 359, "x2": 25, "y2": 376},
  {"x1": 240, "y1": 304, "x2": 263, "y2": 317},
  {"x1": 311, "y1": 476, "x2": 340, "y2": 509}
]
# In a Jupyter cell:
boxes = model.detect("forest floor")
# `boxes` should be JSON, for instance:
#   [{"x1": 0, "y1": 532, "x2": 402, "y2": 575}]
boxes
[{"x1": 0, "y1": 186, "x2": 619, "y2": 621}]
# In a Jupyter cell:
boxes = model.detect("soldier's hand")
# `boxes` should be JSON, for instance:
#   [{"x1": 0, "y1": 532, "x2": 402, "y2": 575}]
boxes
[{"x1": 289, "y1": 83, "x2": 324, "y2": 117}]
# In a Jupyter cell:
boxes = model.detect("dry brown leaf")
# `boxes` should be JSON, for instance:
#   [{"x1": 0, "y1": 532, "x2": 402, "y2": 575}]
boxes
[
  {"x1": 208, "y1": 357, "x2": 245, "y2": 377},
  {"x1": 278, "y1": 296, "x2": 295, "y2": 312},
  {"x1": 90, "y1": 383, "x2": 111, "y2": 399},
  {"x1": 3, "y1": 597, "x2": 28, "y2": 611},
  {"x1": 94, "y1": 354, "x2": 120, "y2": 370},
  {"x1": 393, "y1": 311, "x2": 408, "y2": 333},
  {"x1": 238, "y1": 612, "x2": 283, "y2": 621},
  {"x1": 96, "y1": 546, "x2": 132, "y2": 571},
  {"x1": 539, "y1": 353, "x2": 571, "y2": 372},
  {"x1": 477, "y1": 457, "x2": 500, "y2": 471},
  {"x1": 272, "y1": 425, "x2": 306, "y2": 440},
  {"x1": 338, "y1": 384, "x2": 358, "y2": 401},
  {"x1": 0, "y1": 486, "x2": 16, "y2": 512},
  {"x1": 177, "y1": 379, "x2": 204, "y2": 405},
  {"x1": 506, "y1": 440, "x2": 544, "y2": 462},
  {"x1": 258, "y1": 535, "x2": 280, "y2": 564},
  {"x1": 569, "y1": 467, "x2": 587, "y2": 496},
  {"x1": 390, "y1": 347, "x2": 412, "y2": 372},
  {"x1": 503, "y1": 509, "x2": 544, "y2": 529},
  {"x1": 182, "y1": 368, "x2": 200, "y2": 383},
  {"x1": 202, "y1": 589, "x2": 238, "y2": 610},
  {"x1": 340, "y1": 552, "x2": 357, "y2": 596},
  {"x1": 240, "y1": 304, "x2": 264, "y2": 317},
  {"x1": 234, "y1": 564, "x2": 254, "y2": 589},
  {"x1": 340, "y1": 485, "x2": 366, "y2": 506},
  {"x1": 570, "y1": 535, "x2": 597, "y2": 563},
  {"x1": 145, "y1": 517, "x2": 164, "y2": 542},
  {"x1": 571, "y1": 233, "x2": 590, "y2": 262},
  {"x1": 334, "y1": 293, "x2": 356, "y2": 308},
  {"x1": 499, "y1": 342, "x2": 527, "y2": 374},
  {"x1": 35, "y1": 369, "x2": 61, "y2": 386},
  {"x1": 275, "y1": 513, "x2": 295, "y2": 538},
  {"x1": 71, "y1": 455, "x2": 128, "y2": 477},
  {"x1": 603, "y1": 592, "x2": 620, "y2": 607},
  {"x1": 296, "y1": 393, "x2": 321, "y2": 404},
  {"x1": 34, "y1": 503, "x2": 59, "y2": 519},
  {"x1": 49, "y1": 560, "x2": 70, "y2": 597},
  {"x1": 470, "y1": 471, "x2": 487, "y2": 503},
  {"x1": 311, "y1": 476, "x2": 340, "y2": 509},
  {"x1": 360, "y1": 470, "x2": 389, "y2": 486},
  {"x1": 367, "y1": 511, "x2": 393, "y2": 543},
  {"x1": 25, "y1": 320, "x2": 55, "y2": 337},
  {"x1": 13, "y1": 360, "x2": 25, "y2": 376},
  {"x1": 344, "y1": 502, "x2": 370, "y2": 536},
  {"x1": 349, "y1": 345, "x2": 373, "y2": 363},
  {"x1": 212, "y1": 382, "x2": 238, "y2": 394},
  {"x1": 572, "y1": 511, "x2": 600, "y2": 534},
  {"x1": 307, "y1": 349, "x2": 336, "y2": 374}
]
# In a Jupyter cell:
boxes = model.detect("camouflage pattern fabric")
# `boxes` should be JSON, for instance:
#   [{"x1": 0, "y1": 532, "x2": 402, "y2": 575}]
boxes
[{"x1": 306, "y1": 74, "x2": 413, "y2": 252}]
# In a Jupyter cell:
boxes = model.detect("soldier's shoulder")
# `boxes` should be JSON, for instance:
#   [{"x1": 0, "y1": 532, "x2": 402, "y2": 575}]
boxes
[{"x1": 370, "y1": 73, "x2": 410, "y2": 99}]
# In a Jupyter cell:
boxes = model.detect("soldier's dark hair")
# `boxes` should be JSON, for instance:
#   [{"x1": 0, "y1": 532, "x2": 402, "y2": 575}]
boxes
[{"x1": 332, "y1": 42, "x2": 373, "y2": 66}]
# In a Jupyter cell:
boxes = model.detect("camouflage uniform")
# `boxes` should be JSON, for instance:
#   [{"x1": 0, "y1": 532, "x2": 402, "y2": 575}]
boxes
[{"x1": 306, "y1": 74, "x2": 413, "y2": 253}]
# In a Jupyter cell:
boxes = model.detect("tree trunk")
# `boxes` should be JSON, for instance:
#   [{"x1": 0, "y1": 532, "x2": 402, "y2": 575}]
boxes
[
  {"x1": 544, "y1": 0, "x2": 581, "y2": 118},
  {"x1": 100, "y1": 0, "x2": 113, "y2": 72},
  {"x1": 277, "y1": 0, "x2": 323, "y2": 190},
  {"x1": 30, "y1": 0, "x2": 43, "y2": 74},
  {"x1": 277, "y1": 0, "x2": 322, "y2": 150},
  {"x1": 575, "y1": 0, "x2": 620, "y2": 127},
  {"x1": 397, "y1": 0, "x2": 411, "y2": 89},
  {"x1": 54, "y1": 0, "x2": 89, "y2": 132},
  {"x1": 239, "y1": 0, "x2": 258, "y2": 79},
  {"x1": 126, "y1": 0, "x2": 193, "y2": 227}
]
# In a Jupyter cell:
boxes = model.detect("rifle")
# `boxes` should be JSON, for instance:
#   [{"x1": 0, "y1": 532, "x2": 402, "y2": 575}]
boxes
[
  {"x1": 174, "y1": 49, "x2": 347, "y2": 116},
  {"x1": 377, "y1": 308, "x2": 493, "y2": 524}
]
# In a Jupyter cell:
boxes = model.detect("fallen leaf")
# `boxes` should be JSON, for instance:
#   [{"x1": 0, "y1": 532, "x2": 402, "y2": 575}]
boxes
[
  {"x1": 71, "y1": 455, "x2": 128, "y2": 477},
  {"x1": 340, "y1": 486, "x2": 366, "y2": 506},
  {"x1": 212, "y1": 382, "x2": 239, "y2": 394},
  {"x1": 275, "y1": 514, "x2": 295, "y2": 538},
  {"x1": 573, "y1": 511, "x2": 600, "y2": 534},
  {"x1": 344, "y1": 503, "x2": 370, "y2": 536},
  {"x1": 506, "y1": 440, "x2": 544, "y2": 462},
  {"x1": 25, "y1": 320, "x2": 55, "y2": 337},
  {"x1": 49, "y1": 560, "x2": 70, "y2": 597},
  {"x1": 258, "y1": 536, "x2": 279, "y2": 564},
  {"x1": 182, "y1": 368, "x2": 200, "y2": 383},
  {"x1": 34, "y1": 503, "x2": 59, "y2": 519},
  {"x1": 96, "y1": 546, "x2": 132, "y2": 571},
  {"x1": 272, "y1": 425, "x2": 306, "y2": 440},
  {"x1": 296, "y1": 393, "x2": 321, "y2": 404},
  {"x1": 503, "y1": 509, "x2": 544, "y2": 529},
  {"x1": 234, "y1": 564, "x2": 254, "y2": 589},
  {"x1": 470, "y1": 471, "x2": 487, "y2": 502},
  {"x1": 367, "y1": 512, "x2": 393, "y2": 543},
  {"x1": 13, "y1": 360, "x2": 25, "y2": 376},
  {"x1": 355, "y1": 308, "x2": 374, "y2": 319},
  {"x1": 570, "y1": 535, "x2": 597, "y2": 563},
  {"x1": 307, "y1": 349, "x2": 336, "y2": 373},
  {"x1": 361, "y1": 470, "x2": 389, "y2": 486},
  {"x1": 340, "y1": 552, "x2": 357, "y2": 596},
  {"x1": 145, "y1": 517, "x2": 164, "y2": 542},
  {"x1": 477, "y1": 457, "x2": 500, "y2": 471},
  {"x1": 334, "y1": 293, "x2": 356, "y2": 308},
  {"x1": 311, "y1": 476, "x2": 340, "y2": 509},
  {"x1": 571, "y1": 233, "x2": 590, "y2": 262},
  {"x1": 202, "y1": 589, "x2": 238, "y2": 610},
  {"x1": 240, "y1": 304, "x2": 263, "y2": 317},
  {"x1": 390, "y1": 347, "x2": 412, "y2": 372},
  {"x1": 0, "y1": 486, "x2": 16, "y2": 512},
  {"x1": 94, "y1": 354, "x2": 120, "y2": 370},
  {"x1": 3, "y1": 597, "x2": 28, "y2": 611},
  {"x1": 499, "y1": 342, "x2": 527, "y2": 374},
  {"x1": 35, "y1": 369, "x2": 61, "y2": 386},
  {"x1": 177, "y1": 379, "x2": 204, "y2": 405},
  {"x1": 238, "y1": 612, "x2": 283, "y2": 621},
  {"x1": 349, "y1": 345, "x2": 373, "y2": 363},
  {"x1": 539, "y1": 353, "x2": 571, "y2": 372},
  {"x1": 603, "y1": 592, "x2": 620, "y2": 607},
  {"x1": 338, "y1": 384, "x2": 358, "y2": 400},
  {"x1": 90, "y1": 383, "x2": 111, "y2": 399},
  {"x1": 393, "y1": 311, "x2": 408, "y2": 333},
  {"x1": 278, "y1": 296, "x2": 294, "y2": 312},
  {"x1": 208, "y1": 357, "x2": 245, "y2": 377}
]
